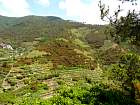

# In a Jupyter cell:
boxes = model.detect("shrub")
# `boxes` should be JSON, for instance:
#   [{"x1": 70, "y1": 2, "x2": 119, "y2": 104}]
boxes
[{"x1": 0, "y1": 92, "x2": 16, "y2": 104}]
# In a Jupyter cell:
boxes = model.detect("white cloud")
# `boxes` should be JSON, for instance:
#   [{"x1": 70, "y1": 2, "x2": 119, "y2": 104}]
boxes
[
  {"x1": 59, "y1": 0, "x2": 140, "y2": 24},
  {"x1": 37, "y1": 0, "x2": 50, "y2": 6},
  {"x1": 0, "y1": 0, "x2": 30, "y2": 17}
]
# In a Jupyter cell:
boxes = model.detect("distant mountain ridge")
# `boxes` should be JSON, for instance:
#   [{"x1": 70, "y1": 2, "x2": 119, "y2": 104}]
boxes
[
  {"x1": 0, "y1": 15, "x2": 63, "y2": 28},
  {"x1": 0, "y1": 15, "x2": 84, "y2": 43}
]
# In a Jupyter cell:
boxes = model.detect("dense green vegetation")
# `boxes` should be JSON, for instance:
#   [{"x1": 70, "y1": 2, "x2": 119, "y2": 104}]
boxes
[{"x1": 0, "y1": 11, "x2": 140, "y2": 105}]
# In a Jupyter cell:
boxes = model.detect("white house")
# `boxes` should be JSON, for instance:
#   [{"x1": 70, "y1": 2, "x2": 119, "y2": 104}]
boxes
[{"x1": 0, "y1": 43, "x2": 14, "y2": 50}]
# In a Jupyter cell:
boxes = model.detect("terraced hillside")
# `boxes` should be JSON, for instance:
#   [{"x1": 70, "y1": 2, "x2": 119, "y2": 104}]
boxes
[{"x1": 0, "y1": 16, "x2": 140, "y2": 105}]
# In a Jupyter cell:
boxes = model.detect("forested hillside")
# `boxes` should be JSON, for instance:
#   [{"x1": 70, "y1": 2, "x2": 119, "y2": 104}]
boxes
[
  {"x1": 0, "y1": 16, "x2": 92, "y2": 44},
  {"x1": 0, "y1": 14, "x2": 140, "y2": 105}
]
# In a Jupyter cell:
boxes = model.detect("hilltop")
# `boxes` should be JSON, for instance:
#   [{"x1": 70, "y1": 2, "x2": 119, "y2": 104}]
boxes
[{"x1": 0, "y1": 15, "x2": 86, "y2": 43}]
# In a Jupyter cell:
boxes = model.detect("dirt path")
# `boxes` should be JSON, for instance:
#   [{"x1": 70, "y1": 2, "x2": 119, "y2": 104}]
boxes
[{"x1": 41, "y1": 79, "x2": 58, "y2": 99}]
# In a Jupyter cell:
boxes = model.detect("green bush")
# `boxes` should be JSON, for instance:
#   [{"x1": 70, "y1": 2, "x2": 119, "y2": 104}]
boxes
[
  {"x1": 0, "y1": 92, "x2": 16, "y2": 104},
  {"x1": 30, "y1": 82, "x2": 48, "y2": 92},
  {"x1": 46, "y1": 82, "x2": 136, "y2": 105}
]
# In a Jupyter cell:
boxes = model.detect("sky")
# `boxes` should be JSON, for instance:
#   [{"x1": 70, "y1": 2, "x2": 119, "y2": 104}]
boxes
[{"x1": 0, "y1": 0, "x2": 140, "y2": 24}]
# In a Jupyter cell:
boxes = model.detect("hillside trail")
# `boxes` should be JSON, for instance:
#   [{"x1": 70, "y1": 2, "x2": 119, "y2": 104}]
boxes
[
  {"x1": 41, "y1": 79, "x2": 58, "y2": 99},
  {"x1": 1, "y1": 66, "x2": 13, "y2": 90}
]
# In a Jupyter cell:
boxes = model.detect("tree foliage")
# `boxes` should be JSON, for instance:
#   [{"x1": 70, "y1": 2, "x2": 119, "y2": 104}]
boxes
[
  {"x1": 99, "y1": 0, "x2": 140, "y2": 45},
  {"x1": 109, "y1": 53, "x2": 140, "y2": 100}
]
